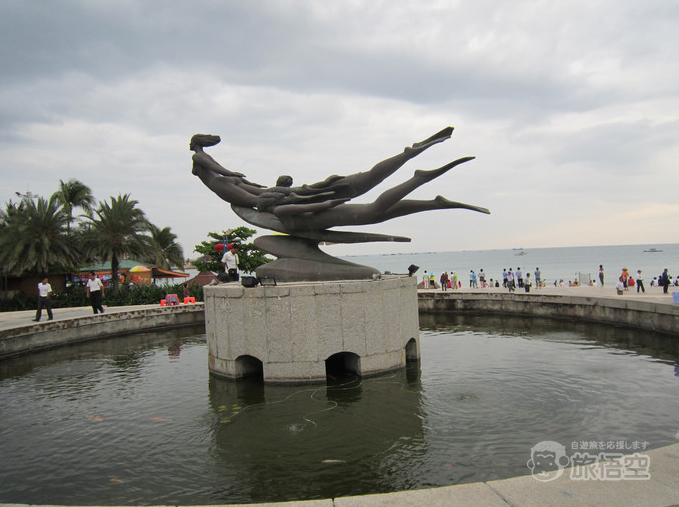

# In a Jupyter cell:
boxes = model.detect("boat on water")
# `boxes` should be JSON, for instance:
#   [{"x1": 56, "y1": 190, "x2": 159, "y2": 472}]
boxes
[
  {"x1": 644, "y1": 248, "x2": 663, "y2": 253},
  {"x1": 515, "y1": 250, "x2": 527, "y2": 256}
]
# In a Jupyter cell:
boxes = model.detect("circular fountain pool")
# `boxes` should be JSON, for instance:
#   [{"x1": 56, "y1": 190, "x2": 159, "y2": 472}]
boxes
[{"x1": 1, "y1": 315, "x2": 678, "y2": 505}]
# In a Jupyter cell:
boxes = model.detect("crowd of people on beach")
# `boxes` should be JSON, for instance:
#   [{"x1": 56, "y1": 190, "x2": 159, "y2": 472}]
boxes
[
  {"x1": 606, "y1": 265, "x2": 676, "y2": 295},
  {"x1": 419, "y1": 264, "x2": 676, "y2": 295},
  {"x1": 598, "y1": 264, "x2": 676, "y2": 295},
  {"x1": 420, "y1": 267, "x2": 545, "y2": 292}
]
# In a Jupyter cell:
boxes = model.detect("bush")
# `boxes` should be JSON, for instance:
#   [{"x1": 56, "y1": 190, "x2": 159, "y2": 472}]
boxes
[{"x1": 0, "y1": 291, "x2": 36, "y2": 312}]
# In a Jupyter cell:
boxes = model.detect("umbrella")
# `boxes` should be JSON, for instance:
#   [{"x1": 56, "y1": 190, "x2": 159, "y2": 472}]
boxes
[{"x1": 129, "y1": 265, "x2": 151, "y2": 273}]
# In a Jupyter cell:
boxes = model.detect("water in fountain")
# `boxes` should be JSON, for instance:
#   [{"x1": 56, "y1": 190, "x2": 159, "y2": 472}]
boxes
[{"x1": 1, "y1": 316, "x2": 678, "y2": 505}]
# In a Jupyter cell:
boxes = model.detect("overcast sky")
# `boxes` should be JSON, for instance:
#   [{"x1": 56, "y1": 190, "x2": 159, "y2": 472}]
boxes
[{"x1": 2, "y1": 0, "x2": 678, "y2": 259}]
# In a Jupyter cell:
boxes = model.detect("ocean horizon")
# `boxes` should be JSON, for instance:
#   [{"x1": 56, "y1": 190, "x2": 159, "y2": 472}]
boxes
[{"x1": 339, "y1": 242, "x2": 678, "y2": 286}]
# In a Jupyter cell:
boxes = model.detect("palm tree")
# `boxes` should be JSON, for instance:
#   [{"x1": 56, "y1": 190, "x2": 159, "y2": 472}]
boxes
[
  {"x1": 0, "y1": 195, "x2": 78, "y2": 275},
  {"x1": 146, "y1": 224, "x2": 184, "y2": 270},
  {"x1": 82, "y1": 194, "x2": 151, "y2": 293},
  {"x1": 55, "y1": 179, "x2": 95, "y2": 235}
]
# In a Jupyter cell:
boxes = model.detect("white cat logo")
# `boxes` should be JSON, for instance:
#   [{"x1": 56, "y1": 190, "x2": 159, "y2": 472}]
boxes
[{"x1": 527, "y1": 441, "x2": 570, "y2": 482}]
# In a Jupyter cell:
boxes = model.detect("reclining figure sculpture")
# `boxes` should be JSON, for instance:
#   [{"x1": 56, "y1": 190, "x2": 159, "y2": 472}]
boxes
[{"x1": 191, "y1": 127, "x2": 490, "y2": 281}]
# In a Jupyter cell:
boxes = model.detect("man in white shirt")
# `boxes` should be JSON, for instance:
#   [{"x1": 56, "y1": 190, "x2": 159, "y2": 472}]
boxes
[
  {"x1": 636, "y1": 270, "x2": 645, "y2": 293},
  {"x1": 221, "y1": 243, "x2": 240, "y2": 281},
  {"x1": 86, "y1": 271, "x2": 105, "y2": 314},
  {"x1": 34, "y1": 276, "x2": 54, "y2": 322}
]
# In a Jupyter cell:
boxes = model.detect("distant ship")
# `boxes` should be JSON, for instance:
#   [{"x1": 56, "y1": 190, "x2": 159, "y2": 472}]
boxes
[
  {"x1": 515, "y1": 250, "x2": 527, "y2": 256},
  {"x1": 643, "y1": 248, "x2": 663, "y2": 253}
]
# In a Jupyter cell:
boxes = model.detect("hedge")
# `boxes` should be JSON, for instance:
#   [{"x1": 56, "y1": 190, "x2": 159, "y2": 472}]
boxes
[{"x1": 0, "y1": 283, "x2": 204, "y2": 312}]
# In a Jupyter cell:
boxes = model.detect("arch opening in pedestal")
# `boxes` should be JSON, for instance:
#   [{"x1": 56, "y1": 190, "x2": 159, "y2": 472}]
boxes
[
  {"x1": 235, "y1": 355, "x2": 264, "y2": 380},
  {"x1": 405, "y1": 337, "x2": 419, "y2": 362},
  {"x1": 325, "y1": 351, "x2": 361, "y2": 380}
]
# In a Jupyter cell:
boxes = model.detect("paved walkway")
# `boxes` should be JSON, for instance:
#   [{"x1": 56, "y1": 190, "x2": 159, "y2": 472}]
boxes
[
  {"x1": 0, "y1": 303, "x2": 161, "y2": 332},
  {"x1": 419, "y1": 282, "x2": 678, "y2": 304}
]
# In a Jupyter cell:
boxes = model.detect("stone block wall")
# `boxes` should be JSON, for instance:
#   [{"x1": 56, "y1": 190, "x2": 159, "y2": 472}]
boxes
[
  {"x1": 418, "y1": 292, "x2": 679, "y2": 336},
  {"x1": 204, "y1": 276, "x2": 420, "y2": 382}
]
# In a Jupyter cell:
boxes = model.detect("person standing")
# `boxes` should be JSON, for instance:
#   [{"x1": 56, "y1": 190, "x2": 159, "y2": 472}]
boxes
[
  {"x1": 221, "y1": 243, "x2": 241, "y2": 281},
  {"x1": 599, "y1": 265, "x2": 605, "y2": 286},
  {"x1": 616, "y1": 276, "x2": 625, "y2": 295},
  {"x1": 86, "y1": 271, "x2": 105, "y2": 314},
  {"x1": 33, "y1": 276, "x2": 54, "y2": 322},
  {"x1": 440, "y1": 271, "x2": 449, "y2": 291},
  {"x1": 621, "y1": 267, "x2": 630, "y2": 289},
  {"x1": 516, "y1": 267, "x2": 523, "y2": 288},
  {"x1": 636, "y1": 270, "x2": 645, "y2": 293},
  {"x1": 535, "y1": 267, "x2": 541, "y2": 287},
  {"x1": 661, "y1": 268, "x2": 670, "y2": 294}
]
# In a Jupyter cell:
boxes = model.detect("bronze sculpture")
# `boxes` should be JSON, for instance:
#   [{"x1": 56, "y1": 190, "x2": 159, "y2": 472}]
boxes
[{"x1": 191, "y1": 128, "x2": 490, "y2": 281}]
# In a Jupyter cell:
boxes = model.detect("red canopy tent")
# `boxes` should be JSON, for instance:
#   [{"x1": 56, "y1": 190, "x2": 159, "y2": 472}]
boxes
[{"x1": 185, "y1": 271, "x2": 218, "y2": 287}]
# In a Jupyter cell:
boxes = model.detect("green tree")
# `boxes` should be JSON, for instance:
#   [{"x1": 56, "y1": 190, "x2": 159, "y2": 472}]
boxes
[
  {"x1": 81, "y1": 194, "x2": 151, "y2": 293},
  {"x1": 0, "y1": 195, "x2": 78, "y2": 275},
  {"x1": 193, "y1": 227, "x2": 271, "y2": 273},
  {"x1": 54, "y1": 179, "x2": 95, "y2": 235},
  {"x1": 146, "y1": 224, "x2": 185, "y2": 270}
]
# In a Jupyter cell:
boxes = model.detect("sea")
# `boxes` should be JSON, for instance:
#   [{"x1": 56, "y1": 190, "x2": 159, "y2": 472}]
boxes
[{"x1": 339, "y1": 243, "x2": 679, "y2": 286}]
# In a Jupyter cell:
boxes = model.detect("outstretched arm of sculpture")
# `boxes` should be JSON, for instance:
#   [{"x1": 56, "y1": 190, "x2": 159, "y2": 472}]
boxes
[
  {"x1": 285, "y1": 191, "x2": 338, "y2": 203},
  {"x1": 304, "y1": 126, "x2": 455, "y2": 199},
  {"x1": 192, "y1": 164, "x2": 261, "y2": 209},
  {"x1": 234, "y1": 178, "x2": 337, "y2": 198},
  {"x1": 255, "y1": 190, "x2": 345, "y2": 214},
  {"x1": 273, "y1": 198, "x2": 351, "y2": 217}
]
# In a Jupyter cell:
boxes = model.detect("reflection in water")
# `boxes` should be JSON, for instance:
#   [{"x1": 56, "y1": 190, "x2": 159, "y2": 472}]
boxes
[
  {"x1": 167, "y1": 340, "x2": 183, "y2": 360},
  {"x1": 207, "y1": 366, "x2": 425, "y2": 502},
  {"x1": 420, "y1": 313, "x2": 679, "y2": 364},
  {"x1": 0, "y1": 316, "x2": 678, "y2": 505}
]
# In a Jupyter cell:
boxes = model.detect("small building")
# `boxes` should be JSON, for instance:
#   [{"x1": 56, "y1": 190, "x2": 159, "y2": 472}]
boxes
[{"x1": 1, "y1": 272, "x2": 69, "y2": 298}]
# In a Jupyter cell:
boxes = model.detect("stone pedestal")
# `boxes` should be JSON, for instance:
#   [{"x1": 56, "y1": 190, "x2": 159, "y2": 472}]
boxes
[{"x1": 203, "y1": 276, "x2": 420, "y2": 383}]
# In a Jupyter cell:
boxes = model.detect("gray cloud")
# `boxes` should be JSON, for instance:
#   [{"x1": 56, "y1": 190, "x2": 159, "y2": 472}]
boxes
[{"x1": 1, "y1": 0, "x2": 677, "y2": 255}]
